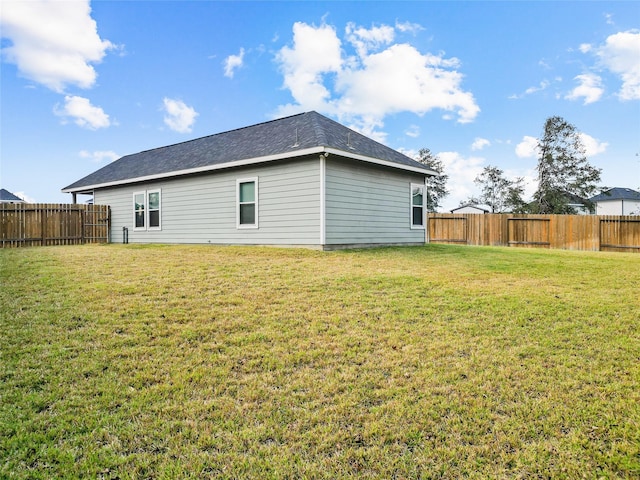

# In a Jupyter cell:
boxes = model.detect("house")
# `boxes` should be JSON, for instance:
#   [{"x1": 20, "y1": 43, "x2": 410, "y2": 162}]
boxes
[
  {"x1": 590, "y1": 187, "x2": 640, "y2": 215},
  {"x1": 450, "y1": 204, "x2": 490, "y2": 214},
  {"x1": 528, "y1": 191, "x2": 593, "y2": 215},
  {"x1": 565, "y1": 192, "x2": 593, "y2": 215},
  {"x1": 62, "y1": 111, "x2": 437, "y2": 249},
  {"x1": 0, "y1": 189, "x2": 25, "y2": 203}
]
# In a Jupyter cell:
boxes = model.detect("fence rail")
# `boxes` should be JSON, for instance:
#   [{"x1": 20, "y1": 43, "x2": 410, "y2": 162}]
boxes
[
  {"x1": 1, "y1": 203, "x2": 110, "y2": 248},
  {"x1": 428, "y1": 213, "x2": 640, "y2": 253}
]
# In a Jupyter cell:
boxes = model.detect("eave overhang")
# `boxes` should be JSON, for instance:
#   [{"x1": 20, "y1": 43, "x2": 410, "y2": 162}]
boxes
[{"x1": 62, "y1": 146, "x2": 437, "y2": 194}]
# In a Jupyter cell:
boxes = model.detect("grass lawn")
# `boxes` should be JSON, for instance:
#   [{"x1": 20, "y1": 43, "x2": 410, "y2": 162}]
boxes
[{"x1": 1, "y1": 244, "x2": 638, "y2": 479}]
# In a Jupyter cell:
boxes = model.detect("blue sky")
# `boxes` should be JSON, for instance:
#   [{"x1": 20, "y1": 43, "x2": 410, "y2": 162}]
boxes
[{"x1": 1, "y1": 1, "x2": 639, "y2": 210}]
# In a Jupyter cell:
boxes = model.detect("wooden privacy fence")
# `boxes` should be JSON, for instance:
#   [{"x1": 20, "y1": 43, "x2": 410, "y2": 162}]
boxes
[
  {"x1": 0, "y1": 203, "x2": 110, "y2": 247},
  {"x1": 428, "y1": 213, "x2": 640, "y2": 253}
]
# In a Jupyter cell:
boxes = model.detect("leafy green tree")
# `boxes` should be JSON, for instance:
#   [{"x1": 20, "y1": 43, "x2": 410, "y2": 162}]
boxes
[
  {"x1": 416, "y1": 148, "x2": 449, "y2": 212},
  {"x1": 533, "y1": 116, "x2": 601, "y2": 214},
  {"x1": 473, "y1": 165, "x2": 526, "y2": 213}
]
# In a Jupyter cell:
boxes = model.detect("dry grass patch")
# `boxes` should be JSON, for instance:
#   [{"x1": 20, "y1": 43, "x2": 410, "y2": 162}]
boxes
[{"x1": 1, "y1": 244, "x2": 638, "y2": 478}]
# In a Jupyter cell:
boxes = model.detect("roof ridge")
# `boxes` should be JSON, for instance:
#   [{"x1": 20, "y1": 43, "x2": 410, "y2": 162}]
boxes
[{"x1": 63, "y1": 111, "x2": 435, "y2": 193}]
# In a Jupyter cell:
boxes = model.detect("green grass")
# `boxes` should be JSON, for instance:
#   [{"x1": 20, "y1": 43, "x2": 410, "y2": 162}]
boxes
[{"x1": 1, "y1": 244, "x2": 638, "y2": 479}]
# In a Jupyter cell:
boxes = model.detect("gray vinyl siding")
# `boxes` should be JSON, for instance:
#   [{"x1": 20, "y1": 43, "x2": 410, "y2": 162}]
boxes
[
  {"x1": 324, "y1": 158, "x2": 426, "y2": 246},
  {"x1": 95, "y1": 158, "x2": 321, "y2": 245}
]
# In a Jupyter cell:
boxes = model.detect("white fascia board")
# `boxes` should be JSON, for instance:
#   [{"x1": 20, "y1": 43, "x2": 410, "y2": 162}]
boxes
[
  {"x1": 61, "y1": 146, "x2": 326, "y2": 193},
  {"x1": 323, "y1": 147, "x2": 437, "y2": 176}
]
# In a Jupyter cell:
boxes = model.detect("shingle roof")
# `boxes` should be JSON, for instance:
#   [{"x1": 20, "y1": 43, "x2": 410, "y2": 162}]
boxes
[
  {"x1": 590, "y1": 187, "x2": 640, "y2": 202},
  {"x1": 0, "y1": 188, "x2": 24, "y2": 202},
  {"x1": 63, "y1": 111, "x2": 436, "y2": 193},
  {"x1": 451, "y1": 204, "x2": 491, "y2": 213}
]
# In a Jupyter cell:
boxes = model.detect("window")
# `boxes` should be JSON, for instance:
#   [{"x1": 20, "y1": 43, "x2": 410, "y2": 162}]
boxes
[
  {"x1": 237, "y1": 178, "x2": 258, "y2": 228},
  {"x1": 148, "y1": 191, "x2": 161, "y2": 228},
  {"x1": 411, "y1": 183, "x2": 425, "y2": 229},
  {"x1": 134, "y1": 192, "x2": 145, "y2": 229},
  {"x1": 133, "y1": 189, "x2": 161, "y2": 231}
]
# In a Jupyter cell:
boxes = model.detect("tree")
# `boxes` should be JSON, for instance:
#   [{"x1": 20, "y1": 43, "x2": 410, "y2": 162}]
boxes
[
  {"x1": 533, "y1": 116, "x2": 601, "y2": 214},
  {"x1": 416, "y1": 148, "x2": 449, "y2": 212},
  {"x1": 472, "y1": 165, "x2": 526, "y2": 213}
]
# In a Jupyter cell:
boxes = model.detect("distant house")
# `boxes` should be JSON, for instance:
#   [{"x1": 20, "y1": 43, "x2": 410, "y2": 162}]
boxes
[
  {"x1": 590, "y1": 187, "x2": 640, "y2": 215},
  {"x1": 450, "y1": 204, "x2": 490, "y2": 214},
  {"x1": 564, "y1": 192, "x2": 592, "y2": 215},
  {"x1": 62, "y1": 111, "x2": 437, "y2": 249},
  {"x1": 0, "y1": 189, "x2": 25, "y2": 203},
  {"x1": 528, "y1": 191, "x2": 592, "y2": 215}
]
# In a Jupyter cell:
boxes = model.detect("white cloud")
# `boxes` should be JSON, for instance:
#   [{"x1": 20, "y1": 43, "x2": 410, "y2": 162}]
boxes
[
  {"x1": 395, "y1": 21, "x2": 424, "y2": 34},
  {"x1": 435, "y1": 153, "x2": 539, "y2": 210},
  {"x1": 398, "y1": 147, "x2": 420, "y2": 159},
  {"x1": 515, "y1": 132, "x2": 607, "y2": 159},
  {"x1": 595, "y1": 30, "x2": 640, "y2": 101},
  {"x1": 579, "y1": 133, "x2": 608, "y2": 156},
  {"x1": 224, "y1": 48, "x2": 245, "y2": 78},
  {"x1": 405, "y1": 125, "x2": 420, "y2": 138},
  {"x1": 55, "y1": 95, "x2": 111, "y2": 129},
  {"x1": 538, "y1": 59, "x2": 552, "y2": 70},
  {"x1": 516, "y1": 135, "x2": 538, "y2": 158},
  {"x1": 345, "y1": 22, "x2": 395, "y2": 57},
  {"x1": 579, "y1": 43, "x2": 592, "y2": 54},
  {"x1": 162, "y1": 98, "x2": 198, "y2": 133},
  {"x1": 276, "y1": 22, "x2": 343, "y2": 113},
  {"x1": 438, "y1": 151, "x2": 485, "y2": 207},
  {"x1": 526, "y1": 80, "x2": 550, "y2": 95},
  {"x1": 505, "y1": 168, "x2": 538, "y2": 202},
  {"x1": 565, "y1": 73, "x2": 604, "y2": 104},
  {"x1": 275, "y1": 21, "x2": 479, "y2": 139},
  {"x1": 14, "y1": 191, "x2": 36, "y2": 203},
  {"x1": 79, "y1": 150, "x2": 120, "y2": 163},
  {"x1": 471, "y1": 137, "x2": 491, "y2": 151},
  {"x1": 509, "y1": 80, "x2": 550, "y2": 99},
  {"x1": 0, "y1": 0, "x2": 114, "y2": 92}
]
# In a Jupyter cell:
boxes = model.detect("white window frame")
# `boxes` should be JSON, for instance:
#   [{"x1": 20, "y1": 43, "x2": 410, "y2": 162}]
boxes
[
  {"x1": 236, "y1": 177, "x2": 259, "y2": 229},
  {"x1": 133, "y1": 191, "x2": 146, "y2": 231},
  {"x1": 410, "y1": 183, "x2": 425, "y2": 230},
  {"x1": 146, "y1": 189, "x2": 162, "y2": 230},
  {"x1": 132, "y1": 189, "x2": 162, "y2": 231}
]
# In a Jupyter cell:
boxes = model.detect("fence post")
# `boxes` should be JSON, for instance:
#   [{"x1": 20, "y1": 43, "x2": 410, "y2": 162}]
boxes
[
  {"x1": 81, "y1": 206, "x2": 86, "y2": 245},
  {"x1": 40, "y1": 204, "x2": 46, "y2": 246}
]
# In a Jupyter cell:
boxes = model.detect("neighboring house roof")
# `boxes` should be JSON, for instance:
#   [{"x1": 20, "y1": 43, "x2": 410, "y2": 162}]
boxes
[
  {"x1": 450, "y1": 204, "x2": 491, "y2": 213},
  {"x1": 590, "y1": 187, "x2": 640, "y2": 202},
  {"x1": 526, "y1": 191, "x2": 593, "y2": 213},
  {"x1": 63, "y1": 111, "x2": 437, "y2": 194},
  {"x1": 562, "y1": 191, "x2": 590, "y2": 206},
  {"x1": 0, "y1": 188, "x2": 24, "y2": 202}
]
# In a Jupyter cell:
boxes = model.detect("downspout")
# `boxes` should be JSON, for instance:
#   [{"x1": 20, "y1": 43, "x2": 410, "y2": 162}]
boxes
[
  {"x1": 424, "y1": 176, "x2": 428, "y2": 244},
  {"x1": 319, "y1": 153, "x2": 327, "y2": 247}
]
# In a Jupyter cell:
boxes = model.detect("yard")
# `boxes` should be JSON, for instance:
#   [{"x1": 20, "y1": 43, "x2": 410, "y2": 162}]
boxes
[{"x1": 1, "y1": 244, "x2": 638, "y2": 478}]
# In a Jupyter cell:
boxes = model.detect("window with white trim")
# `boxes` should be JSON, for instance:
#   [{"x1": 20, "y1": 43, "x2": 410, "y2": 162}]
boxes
[
  {"x1": 133, "y1": 189, "x2": 161, "y2": 230},
  {"x1": 237, "y1": 178, "x2": 258, "y2": 228},
  {"x1": 411, "y1": 183, "x2": 425, "y2": 229},
  {"x1": 134, "y1": 192, "x2": 145, "y2": 229},
  {"x1": 147, "y1": 191, "x2": 161, "y2": 229}
]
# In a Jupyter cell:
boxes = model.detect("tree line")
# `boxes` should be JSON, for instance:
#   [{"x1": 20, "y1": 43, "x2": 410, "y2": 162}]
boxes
[{"x1": 418, "y1": 116, "x2": 603, "y2": 214}]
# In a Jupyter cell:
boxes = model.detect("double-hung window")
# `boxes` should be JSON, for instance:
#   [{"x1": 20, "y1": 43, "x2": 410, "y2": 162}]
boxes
[
  {"x1": 134, "y1": 192, "x2": 146, "y2": 229},
  {"x1": 237, "y1": 178, "x2": 258, "y2": 228},
  {"x1": 411, "y1": 183, "x2": 425, "y2": 229},
  {"x1": 133, "y1": 189, "x2": 161, "y2": 230}
]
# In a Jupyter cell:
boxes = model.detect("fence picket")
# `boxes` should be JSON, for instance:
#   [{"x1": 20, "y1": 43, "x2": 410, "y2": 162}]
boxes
[
  {"x1": 0, "y1": 204, "x2": 110, "y2": 248},
  {"x1": 428, "y1": 213, "x2": 640, "y2": 253}
]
